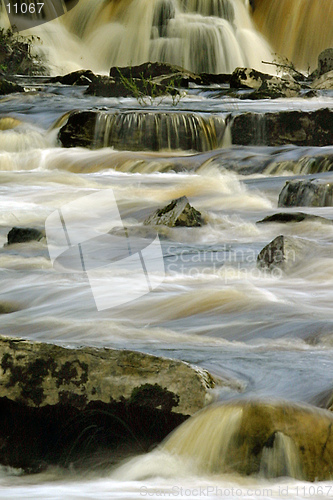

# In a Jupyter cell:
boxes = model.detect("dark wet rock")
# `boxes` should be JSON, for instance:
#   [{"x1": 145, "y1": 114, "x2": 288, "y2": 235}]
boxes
[
  {"x1": 0, "y1": 335, "x2": 225, "y2": 470},
  {"x1": 0, "y1": 78, "x2": 24, "y2": 95},
  {"x1": 318, "y1": 48, "x2": 333, "y2": 76},
  {"x1": 257, "y1": 212, "x2": 333, "y2": 225},
  {"x1": 50, "y1": 69, "x2": 96, "y2": 85},
  {"x1": 163, "y1": 400, "x2": 333, "y2": 481},
  {"x1": 278, "y1": 179, "x2": 333, "y2": 207},
  {"x1": 85, "y1": 74, "x2": 177, "y2": 98},
  {"x1": 144, "y1": 197, "x2": 203, "y2": 227},
  {"x1": 58, "y1": 110, "x2": 96, "y2": 148},
  {"x1": 230, "y1": 108, "x2": 333, "y2": 146},
  {"x1": 59, "y1": 110, "x2": 225, "y2": 152},
  {"x1": 257, "y1": 235, "x2": 310, "y2": 271},
  {"x1": 312, "y1": 70, "x2": 333, "y2": 90},
  {"x1": 245, "y1": 76, "x2": 301, "y2": 99},
  {"x1": 7, "y1": 227, "x2": 45, "y2": 245},
  {"x1": 110, "y1": 61, "x2": 188, "y2": 80}
]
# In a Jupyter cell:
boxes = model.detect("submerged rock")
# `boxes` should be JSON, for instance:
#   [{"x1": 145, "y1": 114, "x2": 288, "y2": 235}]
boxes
[
  {"x1": 161, "y1": 400, "x2": 333, "y2": 481},
  {"x1": 257, "y1": 235, "x2": 310, "y2": 271},
  {"x1": 230, "y1": 108, "x2": 333, "y2": 146},
  {"x1": 0, "y1": 336, "x2": 222, "y2": 470},
  {"x1": 144, "y1": 197, "x2": 203, "y2": 227},
  {"x1": 278, "y1": 178, "x2": 333, "y2": 207},
  {"x1": 7, "y1": 227, "x2": 45, "y2": 245},
  {"x1": 257, "y1": 212, "x2": 333, "y2": 225}
]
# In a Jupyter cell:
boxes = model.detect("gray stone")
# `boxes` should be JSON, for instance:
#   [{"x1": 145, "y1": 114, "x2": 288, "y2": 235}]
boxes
[
  {"x1": 278, "y1": 178, "x2": 333, "y2": 207},
  {"x1": 246, "y1": 76, "x2": 301, "y2": 99},
  {"x1": 318, "y1": 48, "x2": 333, "y2": 76},
  {"x1": 143, "y1": 196, "x2": 203, "y2": 227},
  {"x1": 312, "y1": 70, "x2": 333, "y2": 90},
  {"x1": 230, "y1": 67, "x2": 273, "y2": 89},
  {"x1": 257, "y1": 235, "x2": 310, "y2": 271}
]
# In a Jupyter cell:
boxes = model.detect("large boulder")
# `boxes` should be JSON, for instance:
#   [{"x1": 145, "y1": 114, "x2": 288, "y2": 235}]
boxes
[
  {"x1": 143, "y1": 197, "x2": 203, "y2": 227},
  {"x1": 278, "y1": 178, "x2": 333, "y2": 207},
  {"x1": 257, "y1": 234, "x2": 310, "y2": 271},
  {"x1": 51, "y1": 69, "x2": 97, "y2": 86},
  {"x1": 318, "y1": 48, "x2": 333, "y2": 76},
  {"x1": 230, "y1": 108, "x2": 333, "y2": 146},
  {"x1": 230, "y1": 67, "x2": 273, "y2": 89},
  {"x1": 0, "y1": 336, "x2": 225, "y2": 470},
  {"x1": 246, "y1": 76, "x2": 301, "y2": 99},
  {"x1": 161, "y1": 400, "x2": 333, "y2": 481}
]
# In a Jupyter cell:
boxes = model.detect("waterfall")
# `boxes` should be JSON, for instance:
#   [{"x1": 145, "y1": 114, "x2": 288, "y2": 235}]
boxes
[
  {"x1": 0, "y1": 0, "x2": 273, "y2": 74},
  {"x1": 79, "y1": 111, "x2": 226, "y2": 151},
  {"x1": 253, "y1": 0, "x2": 333, "y2": 71}
]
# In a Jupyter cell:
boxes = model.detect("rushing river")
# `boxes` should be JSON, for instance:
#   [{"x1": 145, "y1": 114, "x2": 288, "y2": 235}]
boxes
[{"x1": 1, "y1": 0, "x2": 333, "y2": 499}]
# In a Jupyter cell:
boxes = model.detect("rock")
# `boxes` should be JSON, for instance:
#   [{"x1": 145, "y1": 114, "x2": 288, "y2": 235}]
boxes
[
  {"x1": 312, "y1": 70, "x2": 333, "y2": 90},
  {"x1": 257, "y1": 234, "x2": 309, "y2": 271},
  {"x1": 59, "y1": 110, "x2": 96, "y2": 148},
  {"x1": 7, "y1": 227, "x2": 45, "y2": 245},
  {"x1": 144, "y1": 197, "x2": 203, "y2": 227},
  {"x1": 230, "y1": 67, "x2": 273, "y2": 89},
  {"x1": 246, "y1": 76, "x2": 301, "y2": 99},
  {"x1": 0, "y1": 302, "x2": 20, "y2": 314},
  {"x1": 278, "y1": 179, "x2": 333, "y2": 207},
  {"x1": 50, "y1": 69, "x2": 96, "y2": 86},
  {"x1": 59, "y1": 110, "x2": 225, "y2": 151},
  {"x1": 0, "y1": 335, "x2": 220, "y2": 470},
  {"x1": 110, "y1": 61, "x2": 188, "y2": 80},
  {"x1": 85, "y1": 74, "x2": 176, "y2": 98},
  {"x1": 318, "y1": 48, "x2": 333, "y2": 76},
  {"x1": 161, "y1": 400, "x2": 333, "y2": 481},
  {"x1": 230, "y1": 108, "x2": 333, "y2": 146},
  {"x1": 0, "y1": 78, "x2": 24, "y2": 95},
  {"x1": 257, "y1": 212, "x2": 333, "y2": 224}
]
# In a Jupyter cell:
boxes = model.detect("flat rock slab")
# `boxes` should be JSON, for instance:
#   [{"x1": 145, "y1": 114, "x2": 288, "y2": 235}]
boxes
[
  {"x1": 257, "y1": 212, "x2": 333, "y2": 225},
  {"x1": 0, "y1": 336, "x2": 216, "y2": 414}
]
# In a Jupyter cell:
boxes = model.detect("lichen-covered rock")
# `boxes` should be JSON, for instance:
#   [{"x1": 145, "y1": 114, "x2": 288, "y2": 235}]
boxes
[
  {"x1": 144, "y1": 196, "x2": 203, "y2": 227},
  {"x1": 257, "y1": 235, "x2": 310, "y2": 271},
  {"x1": 246, "y1": 76, "x2": 301, "y2": 99},
  {"x1": 278, "y1": 178, "x2": 333, "y2": 207},
  {"x1": 230, "y1": 67, "x2": 273, "y2": 89},
  {"x1": 230, "y1": 108, "x2": 333, "y2": 146},
  {"x1": 7, "y1": 227, "x2": 45, "y2": 245},
  {"x1": 0, "y1": 336, "x2": 234, "y2": 470},
  {"x1": 162, "y1": 400, "x2": 333, "y2": 481},
  {"x1": 0, "y1": 336, "x2": 217, "y2": 413}
]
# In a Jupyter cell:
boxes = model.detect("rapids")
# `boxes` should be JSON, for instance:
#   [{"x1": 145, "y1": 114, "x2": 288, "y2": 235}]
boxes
[{"x1": 0, "y1": 1, "x2": 333, "y2": 499}]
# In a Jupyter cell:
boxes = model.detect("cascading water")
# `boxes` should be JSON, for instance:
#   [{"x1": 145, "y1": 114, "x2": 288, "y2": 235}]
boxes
[{"x1": 0, "y1": 0, "x2": 273, "y2": 74}]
